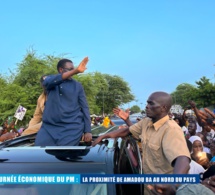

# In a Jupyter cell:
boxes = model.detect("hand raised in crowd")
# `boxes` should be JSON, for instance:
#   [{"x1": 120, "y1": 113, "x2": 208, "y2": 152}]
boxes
[
  {"x1": 188, "y1": 100, "x2": 196, "y2": 109},
  {"x1": 76, "y1": 57, "x2": 89, "y2": 73},
  {"x1": 202, "y1": 175, "x2": 215, "y2": 193},
  {"x1": 198, "y1": 110, "x2": 209, "y2": 122},
  {"x1": 198, "y1": 109, "x2": 215, "y2": 130},
  {"x1": 204, "y1": 108, "x2": 215, "y2": 119},
  {"x1": 113, "y1": 107, "x2": 129, "y2": 121}
]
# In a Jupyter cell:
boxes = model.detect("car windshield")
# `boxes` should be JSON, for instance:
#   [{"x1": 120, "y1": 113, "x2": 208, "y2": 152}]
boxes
[{"x1": 91, "y1": 125, "x2": 119, "y2": 136}]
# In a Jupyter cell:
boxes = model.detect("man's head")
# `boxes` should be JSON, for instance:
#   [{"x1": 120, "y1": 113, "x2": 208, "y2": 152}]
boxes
[
  {"x1": 145, "y1": 91, "x2": 172, "y2": 122},
  {"x1": 188, "y1": 122, "x2": 197, "y2": 136},
  {"x1": 203, "y1": 125, "x2": 212, "y2": 133},
  {"x1": 57, "y1": 59, "x2": 74, "y2": 73},
  {"x1": 174, "y1": 118, "x2": 180, "y2": 125}
]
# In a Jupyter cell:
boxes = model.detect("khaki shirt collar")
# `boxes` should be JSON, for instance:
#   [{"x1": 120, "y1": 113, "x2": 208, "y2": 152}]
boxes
[{"x1": 150, "y1": 115, "x2": 170, "y2": 131}]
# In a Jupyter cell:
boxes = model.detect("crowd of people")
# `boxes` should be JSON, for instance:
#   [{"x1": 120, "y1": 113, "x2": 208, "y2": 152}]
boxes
[{"x1": 1, "y1": 57, "x2": 215, "y2": 194}]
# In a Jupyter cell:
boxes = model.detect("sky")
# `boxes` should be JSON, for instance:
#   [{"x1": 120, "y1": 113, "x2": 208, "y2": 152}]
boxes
[{"x1": 1, "y1": 1, "x2": 215, "y2": 109}]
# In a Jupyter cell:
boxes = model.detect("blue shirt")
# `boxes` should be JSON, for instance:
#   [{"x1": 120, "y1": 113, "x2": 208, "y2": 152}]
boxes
[{"x1": 36, "y1": 74, "x2": 91, "y2": 146}]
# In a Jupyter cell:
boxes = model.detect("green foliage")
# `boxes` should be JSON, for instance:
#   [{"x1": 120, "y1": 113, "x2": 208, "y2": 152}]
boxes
[
  {"x1": 195, "y1": 77, "x2": 215, "y2": 107},
  {"x1": 171, "y1": 83, "x2": 197, "y2": 108},
  {"x1": 196, "y1": 76, "x2": 210, "y2": 89},
  {"x1": 75, "y1": 72, "x2": 135, "y2": 114},
  {"x1": 95, "y1": 74, "x2": 135, "y2": 114},
  {"x1": 130, "y1": 105, "x2": 141, "y2": 114},
  {"x1": 171, "y1": 77, "x2": 215, "y2": 109}
]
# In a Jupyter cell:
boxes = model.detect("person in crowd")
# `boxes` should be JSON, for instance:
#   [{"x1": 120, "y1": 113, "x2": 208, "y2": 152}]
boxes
[
  {"x1": 182, "y1": 103, "x2": 202, "y2": 133},
  {"x1": 197, "y1": 132, "x2": 211, "y2": 153},
  {"x1": 173, "y1": 117, "x2": 180, "y2": 125},
  {"x1": 187, "y1": 101, "x2": 215, "y2": 138},
  {"x1": 22, "y1": 76, "x2": 47, "y2": 136},
  {"x1": 187, "y1": 115, "x2": 202, "y2": 133},
  {"x1": 93, "y1": 91, "x2": 190, "y2": 195},
  {"x1": 0, "y1": 132, "x2": 17, "y2": 142},
  {"x1": 35, "y1": 57, "x2": 92, "y2": 146},
  {"x1": 189, "y1": 136, "x2": 212, "y2": 169},
  {"x1": 185, "y1": 122, "x2": 197, "y2": 139},
  {"x1": 1, "y1": 118, "x2": 18, "y2": 135},
  {"x1": 173, "y1": 116, "x2": 187, "y2": 134},
  {"x1": 203, "y1": 125, "x2": 215, "y2": 143},
  {"x1": 168, "y1": 111, "x2": 174, "y2": 119},
  {"x1": 209, "y1": 139, "x2": 215, "y2": 163},
  {"x1": 187, "y1": 101, "x2": 215, "y2": 142},
  {"x1": 185, "y1": 138, "x2": 205, "y2": 174},
  {"x1": 188, "y1": 100, "x2": 204, "y2": 127}
]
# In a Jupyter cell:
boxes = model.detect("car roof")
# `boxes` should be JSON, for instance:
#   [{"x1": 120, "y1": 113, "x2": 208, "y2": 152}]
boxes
[{"x1": 0, "y1": 133, "x2": 119, "y2": 164}]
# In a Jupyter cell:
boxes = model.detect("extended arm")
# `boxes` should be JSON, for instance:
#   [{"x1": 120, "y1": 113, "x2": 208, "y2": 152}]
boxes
[
  {"x1": 61, "y1": 57, "x2": 88, "y2": 80},
  {"x1": 43, "y1": 57, "x2": 89, "y2": 89},
  {"x1": 172, "y1": 156, "x2": 190, "y2": 174},
  {"x1": 188, "y1": 100, "x2": 203, "y2": 127},
  {"x1": 92, "y1": 127, "x2": 130, "y2": 146}
]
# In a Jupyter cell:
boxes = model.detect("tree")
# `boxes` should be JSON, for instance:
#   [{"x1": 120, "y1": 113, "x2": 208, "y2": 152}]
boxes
[
  {"x1": 95, "y1": 74, "x2": 135, "y2": 114},
  {"x1": 0, "y1": 51, "x2": 60, "y2": 126},
  {"x1": 194, "y1": 77, "x2": 215, "y2": 107},
  {"x1": 74, "y1": 72, "x2": 106, "y2": 114},
  {"x1": 171, "y1": 77, "x2": 215, "y2": 109},
  {"x1": 130, "y1": 105, "x2": 141, "y2": 114},
  {"x1": 171, "y1": 83, "x2": 197, "y2": 108},
  {"x1": 196, "y1": 76, "x2": 211, "y2": 89}
]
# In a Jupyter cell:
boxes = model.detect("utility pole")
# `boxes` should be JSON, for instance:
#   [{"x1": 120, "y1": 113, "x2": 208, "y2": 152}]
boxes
[{"x1": 102, "y1": 91, "x2": 104, "y2": 116}]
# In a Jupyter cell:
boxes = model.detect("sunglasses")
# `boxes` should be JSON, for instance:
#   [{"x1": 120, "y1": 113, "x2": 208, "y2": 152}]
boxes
[{"x1": 63, "y1": 68, "x2": 74, "y2": 72}]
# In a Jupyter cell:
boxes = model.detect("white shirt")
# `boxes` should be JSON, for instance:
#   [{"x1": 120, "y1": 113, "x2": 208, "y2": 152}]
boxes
[
  {"x1": 203, "y1": 146, "x2": 210, "y2": 154},
  {"x1": 188, "y1": 160, "x2": 205, "y2": 174},
  {"x1": 196, "y1": 123, "x2": 202, "y2": 133}
]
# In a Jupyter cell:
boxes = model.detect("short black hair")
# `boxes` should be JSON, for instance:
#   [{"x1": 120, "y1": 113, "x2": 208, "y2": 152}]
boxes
[
  {"x1": 174, "y1": 116, "x2": 185, "y2": 127},
  {"x1": 57, "y1": 59, "x2": 73, "y2": 72}
]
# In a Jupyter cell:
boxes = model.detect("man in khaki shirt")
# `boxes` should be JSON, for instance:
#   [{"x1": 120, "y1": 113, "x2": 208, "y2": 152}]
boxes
[
  {"x1": 92, "y1": 91, "x2": 191, "y2": 195},
  {"x1": 22, "y1": 92, "x2": 46, "y2": 135}
]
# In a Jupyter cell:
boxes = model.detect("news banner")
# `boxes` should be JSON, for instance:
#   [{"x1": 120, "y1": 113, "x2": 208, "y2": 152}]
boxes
[{"x1": 0, "y1": 174, "x2": 199, "y2": 184}]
